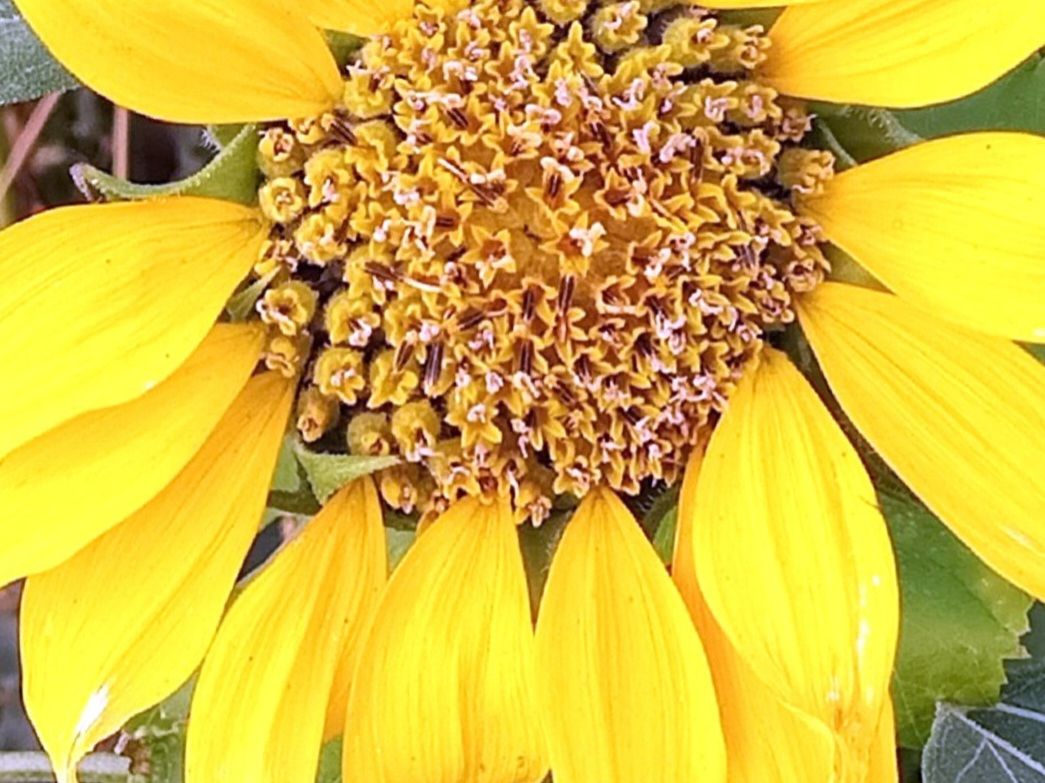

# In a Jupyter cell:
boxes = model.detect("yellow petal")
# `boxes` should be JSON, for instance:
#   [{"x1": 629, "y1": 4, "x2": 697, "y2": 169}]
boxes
[
  {"x1": 673, "y1": 452, "x2": 836, "y2": 783},
  {"x1": 693, "y1": 629, "x2": 838, "y2": 783},
  {"x1": 802, "y1": 133, "x2": 1045, "y2": 342},
  {"x1": 693, "y1": 348, "x2": 899, "y2": 772},
  {"x1": 697, "y1": 0, "x2": 821, "y2": 6},
  {"x1": 763, "y1": 0, "x2": 1045, "y2": 108},
  {"x1": 299, "y1": 0, "x2": 412, "y2": 35},
  {"x1": 0, "y1": 198, "x2": 266, "y2": 458},
  {"x1": 21, "y1": 372, "x2": 293, "y2": 783},
  {"x1": 867, "y1": 698, "x2": 899, "y2": 783},
  {"x1": 321, "y1": 487, "x2": 389, "y2": 742},
  {"x1": 534, "y1": 487, "x2": 725, "y2": 783},
  {"x1": 342, "y1": 495, "x2": 547, "y2": 783},
  {"x1": 0, "y1": 324, "x2": 265, "y2": 587},
  {"x1": 799, "y1": 282, "x2": 1045, "y2": 600},
  {"x1": 186, "y1": 478, "x2": 386, "y2": 783},
  {"x1": 699, "y1": 0, "x2": 822, "y2": 6},
  {"x1": 14, "y1": 0, "x2": 341, "y2": 123}
]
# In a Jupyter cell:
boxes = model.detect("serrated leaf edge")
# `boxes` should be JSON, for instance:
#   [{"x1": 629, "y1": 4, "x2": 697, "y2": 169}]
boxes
[{"x1": 70, "y1": 124, "x2": 259, "y2": 205}]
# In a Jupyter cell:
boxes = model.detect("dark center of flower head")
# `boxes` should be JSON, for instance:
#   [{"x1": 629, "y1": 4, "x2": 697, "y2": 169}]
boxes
[{"x1": 251, "y1": 0, "x2": 835, "y2": 524}]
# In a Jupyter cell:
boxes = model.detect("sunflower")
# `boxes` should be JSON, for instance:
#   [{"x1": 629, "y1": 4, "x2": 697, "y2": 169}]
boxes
[{"x1": 1, "y1": 0, "x2": 1043, "y2": 781}]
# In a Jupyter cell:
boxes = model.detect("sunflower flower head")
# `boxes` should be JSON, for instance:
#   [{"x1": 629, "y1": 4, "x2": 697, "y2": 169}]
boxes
[
  {"x1": 2, "y1": 0, "x2": 1044, "y2": 781},
  {"x1": 253, "y1": 0, "x2": 832, "y2": 523}
]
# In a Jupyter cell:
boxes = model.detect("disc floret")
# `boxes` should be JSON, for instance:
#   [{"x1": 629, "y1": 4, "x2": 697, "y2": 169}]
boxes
[{"x1": 251, "y1": 0, "x2": 833, "y2": 522}]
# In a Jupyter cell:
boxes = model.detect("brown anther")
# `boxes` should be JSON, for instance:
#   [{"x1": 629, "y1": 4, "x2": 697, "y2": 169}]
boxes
[
  {"x1": 738, "y1": 244, "x2": 758, "y2": 268},
  {"x1": 557, "y1": 385, "x2": 579, "y2": 407},
  {"x1": 690, "y1": 141, "x2": 705, "y2": 172},
  {"x1": 469, "y1": 182, "x2": 506, "y2": 209},
  {"x1": 423, "y1": 342, "x2": 445, "y2": 393},
  {"x1": 575, "y1": 353, "x2": 593, "y2": 383},
  {"x1": 557, "y1": 275, "x2": 576, "y2": 313},
  {"x1": 646, "y1": 296, "x2": 667, "y2": 319},
  {"x1": 521, "y1": 287, "x2": 538, "y2": 323},
  {"x1": 365, "y1": 261, "x2": 401, "y2": 283},
  {"x1": 486, "y1": 297, "x2": 510, "y2": 319},
  {"x1": 446, "y1": 106, "x2": 470, "y2": 129},
  {"x1": 519, "y1": 341, "x2": 534, "y2": 376},
  {"x1": 328, "y1": 115, "x2": 358, "y2": 145},
  {"x1": 546, "y1": 171, "x2": 563, "y2": 200},
  {"x1": 456, "y1": 308, "x2": 486, "y2": 331},
  {"x1": 394, "y1": 341, "x2": 416, "y2": 372},
  {"x1": 588, "y1": 121, "x2": 612, "y2": 146}
]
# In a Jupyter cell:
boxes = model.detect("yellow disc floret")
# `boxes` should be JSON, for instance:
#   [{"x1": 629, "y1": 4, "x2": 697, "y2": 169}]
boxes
[{"x1": 250, "y1": 0, "x2": 833, "y2": 520}]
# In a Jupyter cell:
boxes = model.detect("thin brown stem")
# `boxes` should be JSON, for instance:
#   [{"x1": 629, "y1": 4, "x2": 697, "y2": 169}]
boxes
[
  {"x1": 0, "y1": 92, "x2": 60, "y2": 210},
  {"x1": 112, "y1": 106, "x2": 130, "y2": 180}
]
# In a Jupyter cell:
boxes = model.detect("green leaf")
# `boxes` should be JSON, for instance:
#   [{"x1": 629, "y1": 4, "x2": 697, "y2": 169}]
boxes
[
  {"x1": 651, "y1": 507, "x2": 677, "y2": 565},
  {"x1": 897, "y1": 54, "x2": 1045, "y2": 137},
  {"x1": 806, "y1": 118, "x2": 857, "y2": 170},
  {"x1": 922, "y1": 606, "x2": 1045, "y2": 782},
  {"x1": 626, "y1": 483, "x2": 676, "y2": 538},
  {"x1": 899, "y1": 748, "x2": 923, "y2": 783},
  {"x1": 315, "y1": 738, "x2": 342, "y2": 783},
  {"x1": 824, "y1": 245, "x2": 882, "y2": 289},
  {"x1": 1018, "y1": 604, "x2": 1045, "y2": 661},
  {"x1": 886, "y1": 490, "x2": 1032, "y2": 747},
  {"x1": 325, "y1": 31, "x2": 365, "y2": 68},
  {"x1": 0, "y1": 0, "x2": 77, "y2": 105},
  {"x1": 206, "y1": 124, "x2": 247, "y2": 149},
  {"x1": 267, "y1": 487, "x2": 322, "y2": 517},
  {"x1": 71, "y1": 124, "x2": 261, "y2": 205},
  {"x1": 716, "y1": 8, "x2": 781, "y2": 27},
  {"x1": 270, "y1": 436, "x2": 304, "y2": 494},
  {"x1": 292, "y1": 441, "x2": 399, "y2": 504},
  {"x1": 386, "y1": 528, "x2": 415, "y2": 571},
  {"x1": 121, "y1": 679, "x2": 193, "y2": 783},
  {"x1": 226, "y1": 269, "x2": 278, "y2": 322},
  {"x1": 518, "y1": 511, "x2": 569, "y2": 617},
  {"x1": 811, "y1": 104, "x2": 922, "y2": 164},
  {"x1": 267, "y1": 436, "x2": 322, "y2": 516},
  {"x1": 923, "y1": 702, "x2": 1045, "y2": 782}
]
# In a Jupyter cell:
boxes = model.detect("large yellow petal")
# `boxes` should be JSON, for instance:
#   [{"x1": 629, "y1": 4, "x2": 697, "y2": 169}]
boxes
[
  {"x1": 799, "y1": 282, "x2": 1045, "y2": 600},
  {"x1": 186, "y1": 478, "x2": 386, "y2": 783},
  {"x1": 673, "y1": 452, "x2": 836, "y2": 783},
  {"x1": 342, "y1": 495, "x2": 547, "y2": 783},
  {"x1": 534, "y1": 487, "x2": 725, "y2": 783},
  {"x1": 693, "y1": 348, "x2": 899, "y2": 775},
  {"x1": 14, "y1": 0, "x2": 341, "y2": 123},
  {"x1": 299, "y1": 0, "x2": 412, "y2": 35},
  {"x1": 867, "y1": 698, "x2": 899, "y2": 783},
  {"x1": 0, "y1": 198, "x2": 266, "y2": 458},
  {"x1": 681, "y1": 611, "x2": 838, "y2": 783},
  {"x1": 21, "y1": 372, "x2": 293, "y2": 783},
  {"x1": 322, "y1": 491, "x2": 387, "y2": 742},
  {"x1": 802, "y1": 133, "x2": 1045, "y2": 342},
  {"x1": 0, "y1": 324, "x2": 265, "y2": 587},
  {"x1": 695, "y1": 0, "x2": 823, "y2": 7},
  {"x1": 763, "y1": 0, "x2": 1045, "y2": 108}
]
